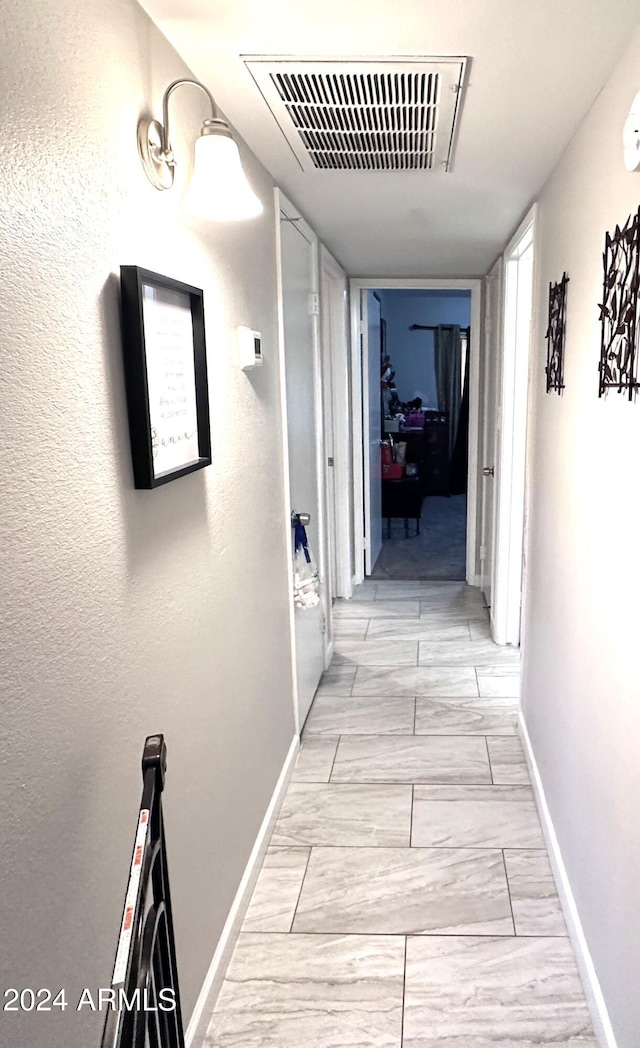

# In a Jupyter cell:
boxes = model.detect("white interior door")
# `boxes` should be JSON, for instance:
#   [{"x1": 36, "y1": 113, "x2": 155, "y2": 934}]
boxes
[
  {"x1": 362, "y1": 291, "x2": 383, "y2": 574},
  {"x1": 278, "y1": 196, "x2": 326, "y2": 727},
  {"x1": 491, "y1": 209, "x2": 536, "y2": 646},
  {"x1": 320, "y1": 260, "x2": 338, "y2": 602},
  {"x1": 480, "y1": 260, "x2": 502, "y2": 608},
  {"x1": 320, "y1": 246, "x2": 352, "y2": 600}
]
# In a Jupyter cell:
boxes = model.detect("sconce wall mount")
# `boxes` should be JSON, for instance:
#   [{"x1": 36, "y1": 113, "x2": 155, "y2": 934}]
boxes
[
  {"x1": 139, "y1": 79, "x2": 223, "y2": 191},
  {"x1": 138, "y1": 78, "x2": 262, "y2": 221}
]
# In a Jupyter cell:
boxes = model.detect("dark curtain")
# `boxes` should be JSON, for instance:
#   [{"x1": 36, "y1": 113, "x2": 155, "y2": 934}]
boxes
[
  {"x1": 449, "y1": 338, "x2": 470, "y2": 495},
  {"x1": 434, "y1": 325, "x2": 462, "y2": 459}
]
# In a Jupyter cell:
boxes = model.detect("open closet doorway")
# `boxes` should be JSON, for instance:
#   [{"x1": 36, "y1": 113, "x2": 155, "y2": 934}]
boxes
[{"x1": 350, "y1": 278, "x2": 481, "y2": 586}]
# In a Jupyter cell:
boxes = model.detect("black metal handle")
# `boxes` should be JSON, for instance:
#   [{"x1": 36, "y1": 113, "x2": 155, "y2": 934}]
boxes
[
  {"x1": 101, "y1": 735, "x2": 185, "y2": 1048},
  {"x1": 141, "y1": 733, "x2": 166, "y2": 790}
]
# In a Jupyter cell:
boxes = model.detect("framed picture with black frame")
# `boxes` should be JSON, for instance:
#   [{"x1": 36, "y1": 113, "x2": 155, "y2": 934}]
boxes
[{"x1": 120, "y1": 266, "x2": 211, "y2": 489}]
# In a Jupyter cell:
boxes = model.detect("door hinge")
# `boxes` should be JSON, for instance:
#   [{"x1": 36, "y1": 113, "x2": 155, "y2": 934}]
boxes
[
  {"x1": 308, "y1": 292, "x2": 320, "y2": 316},
  {"x1": 363, "y1": 537, "x2": 369, "y2": 550}
]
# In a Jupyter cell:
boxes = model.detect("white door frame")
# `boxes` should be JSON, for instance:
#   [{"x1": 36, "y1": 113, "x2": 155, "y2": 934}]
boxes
[
  {"x1": 349, "y1": 277, "x2": 482, "y2": 587},
  {"x1": 362, "y1": 290, "x2": 384, "y2": 575},
  {"x1": 492, "y1": 204, "x2": 537, "y2": 646},
  {"x1": 479, "y1": 257, "x2": 504, "y2": 603},
  {"x1": 319, "y1": 245, "x2": 353, "y2": 600},
  {"x1": 274, "y1": 188, "x2": 332, "y2": 735}
]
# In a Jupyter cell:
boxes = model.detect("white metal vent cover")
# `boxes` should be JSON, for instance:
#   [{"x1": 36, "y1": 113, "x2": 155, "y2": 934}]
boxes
[{"x1": 244, "y1": 57, "x2": 467, "y2": 172}]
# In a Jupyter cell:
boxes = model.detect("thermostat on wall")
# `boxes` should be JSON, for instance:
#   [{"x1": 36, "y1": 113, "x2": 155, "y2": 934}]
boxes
[{"x1": 238, "y1": 325, "x2": 263, "y2": 369}]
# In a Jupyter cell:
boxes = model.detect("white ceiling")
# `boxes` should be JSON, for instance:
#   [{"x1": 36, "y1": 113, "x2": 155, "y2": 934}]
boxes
[{"x1": 140, "y1": 0, "x2": 640, "y2": 277}]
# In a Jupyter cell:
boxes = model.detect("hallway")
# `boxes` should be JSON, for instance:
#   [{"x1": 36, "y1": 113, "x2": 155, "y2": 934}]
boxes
[{"x1": 206, "y1": 581, "x2": 595, "y2": 1047}]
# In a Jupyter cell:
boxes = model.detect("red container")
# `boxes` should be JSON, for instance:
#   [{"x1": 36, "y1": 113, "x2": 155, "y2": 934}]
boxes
[
  {"x1": 383, "y1": 463, "x2": 404, "y2": 479},
  {"x1": 381, "y1": 443, "x2": 394, "y2": 466}
]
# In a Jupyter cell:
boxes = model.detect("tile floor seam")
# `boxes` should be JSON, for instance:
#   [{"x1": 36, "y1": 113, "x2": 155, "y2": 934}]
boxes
[
  {"x1": 327, "y1": 736, "x2": 341, "y2": 782},
  {"x1": 485, "y1": 735, "x2": 494, "y2": 784},
  {"x1": 400, "y1": 935, "x2": 407, "y2": 1047},
  {"x1": 327, "y1": 781, "x2": 509, "y2": 787},
  {"x1": 270, "y1": 843, "x2": 544, "y2": 852},
  {"x1": 242, "y1": 930, "x2": 553, "y2": 938},
  {"x1": 316, "y1": 732, "x2": 508, "y2": 740},
  {"x1": 287, "y1": 847, "x2": 313, "y2": 934},
  {"x1": 501, "y1": 847, "x2": 517, "y2": 936}
]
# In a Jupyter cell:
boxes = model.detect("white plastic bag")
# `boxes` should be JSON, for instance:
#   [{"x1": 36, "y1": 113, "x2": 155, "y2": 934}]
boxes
[{"x1": 292, "y1": 528, "x2": 320, "y2": 609}]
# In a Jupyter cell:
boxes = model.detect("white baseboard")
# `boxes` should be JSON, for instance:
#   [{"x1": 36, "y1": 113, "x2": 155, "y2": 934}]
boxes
[
  {"x1": 518, "y1": 713, "x2": 618, "y2": 1048},
  {"x1": 341, "y1": 574, "x2": 354, "y2": 600},
  {"x1": 325, "y1": 638, "x2": 334, "y2": 668},
  {"x1": 185, "y1": 734, "x2": 300, "y2": 1047}
]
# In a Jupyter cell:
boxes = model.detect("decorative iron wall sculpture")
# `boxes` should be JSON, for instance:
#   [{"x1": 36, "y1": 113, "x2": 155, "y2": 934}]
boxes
[
  {"x1": 545, "y1": 272, "x2": 569, "y2": 394},
  {"x1": 598, "y1": 206, "x2": 640, "y2": 399}
]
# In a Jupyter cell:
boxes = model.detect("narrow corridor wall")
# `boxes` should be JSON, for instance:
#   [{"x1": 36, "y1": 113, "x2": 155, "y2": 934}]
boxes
[
  {"x1": 521, "y1": 22, "x2": 640, "y2": 1048},
  {"x1": 0, "y1": 2, "x2": 295, "y2": 1047}
]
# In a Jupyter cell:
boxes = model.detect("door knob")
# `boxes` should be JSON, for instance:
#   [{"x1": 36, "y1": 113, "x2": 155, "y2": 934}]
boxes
[
  {"x1": 483, "y1": 467, "x2": 494, "y2": 477},
  {"x1": 291, "y1": 511, "x2": 311, "y2": 526}
]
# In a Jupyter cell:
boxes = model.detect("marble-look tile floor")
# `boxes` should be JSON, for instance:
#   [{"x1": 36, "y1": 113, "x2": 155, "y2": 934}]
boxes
[{"x1": 206, "y1": 581, "x2": 594, "y2": 1048}]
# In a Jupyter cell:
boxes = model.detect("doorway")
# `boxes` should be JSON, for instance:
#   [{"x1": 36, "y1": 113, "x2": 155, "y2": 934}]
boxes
[
  {"x1": 350, "y1": 278, "x2": 482, "y2": 587},
  {"x1": 377, "y1": 288, "x2": 471, "y2": 579}
]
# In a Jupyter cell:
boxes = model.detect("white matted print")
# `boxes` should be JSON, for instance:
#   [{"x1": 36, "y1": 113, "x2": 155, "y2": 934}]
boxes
[{"x1": 142, "y1": 284, "x2": 200, "y2": 478}]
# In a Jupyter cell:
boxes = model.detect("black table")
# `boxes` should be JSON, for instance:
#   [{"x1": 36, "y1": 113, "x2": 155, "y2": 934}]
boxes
[{"x1": 381, "y1": 477, "x2": 422, "y2": 537}]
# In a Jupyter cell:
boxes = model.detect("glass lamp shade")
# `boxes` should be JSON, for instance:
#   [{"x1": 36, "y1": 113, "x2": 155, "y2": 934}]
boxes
[{"x1": 182, "y1": 132, "x2": 263, "y2": 221}]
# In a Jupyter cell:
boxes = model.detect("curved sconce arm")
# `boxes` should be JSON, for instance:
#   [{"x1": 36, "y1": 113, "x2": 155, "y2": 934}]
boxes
[
  {"x1": 138, "y1": 77, "x2": 230, "y2": 191},
  {"x1": 159, "y1": 78, "x2": 218, "y2": 158},
  {"x1": 137, "y1": 76, "x2": 263, "y2": 221}
]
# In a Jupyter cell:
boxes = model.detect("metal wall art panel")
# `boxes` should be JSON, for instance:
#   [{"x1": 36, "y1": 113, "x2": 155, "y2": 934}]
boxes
[
  {"x1": 598, "y1": 207, "x2": 640, "y2": 400},
  {"x1": 545, "y1": 272, "x2": 569, "y2": 394}
]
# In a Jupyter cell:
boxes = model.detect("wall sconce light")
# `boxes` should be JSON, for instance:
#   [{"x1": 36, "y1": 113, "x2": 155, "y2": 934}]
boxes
[{"x1": 138, "y1": 78, "x2": 263, "y2": 221}]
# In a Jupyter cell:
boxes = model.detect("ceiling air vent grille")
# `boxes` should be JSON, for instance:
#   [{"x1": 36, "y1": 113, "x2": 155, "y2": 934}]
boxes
[
  {"x1": 244, "y1": 58, "x2": 467, "y2": 172},
  {"x1": 271, "y1": 71, "x2": 439, "y2": 170}
]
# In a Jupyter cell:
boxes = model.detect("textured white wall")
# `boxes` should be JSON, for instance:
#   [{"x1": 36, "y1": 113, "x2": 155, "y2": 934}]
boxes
[
  {"x1": 521, "y1": 24, "x2": 640, "y2": 1048},
  {"x1": 0, "y1": 2, "x2": 295, "y2": 1047}
]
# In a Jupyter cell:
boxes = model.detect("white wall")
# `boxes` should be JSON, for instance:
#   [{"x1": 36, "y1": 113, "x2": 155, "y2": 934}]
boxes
[
  {"x1": 0, "y1": 3, "x2": 295, "y2": 1047},
  {"x1": 521, "y1": 23, "x2": 640, "y2": 1048},
  {"x1": 379, "y1": 289, "x2": 471, "y2": 405}
]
